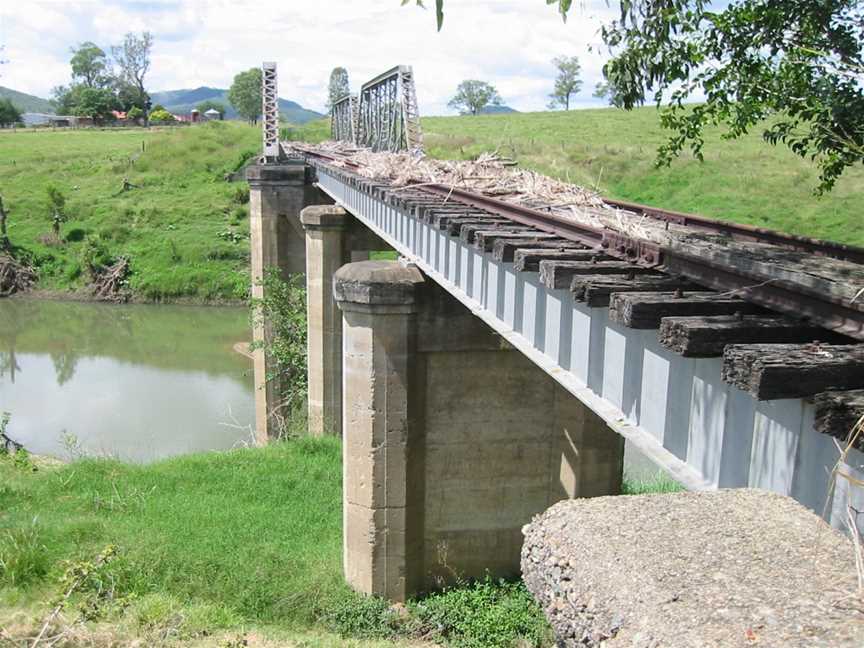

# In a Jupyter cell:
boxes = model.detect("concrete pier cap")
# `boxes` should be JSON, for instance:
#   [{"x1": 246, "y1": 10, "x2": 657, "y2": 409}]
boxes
[
  {"x1": 334, "y1": 260, "x2": 425, "y2": 310},
  {"x1": 300, "y1": 204, "x2": 350, "y2": 230},
  {"x1": 245, "y1": 161, "x2": 306, "y2": 187}
]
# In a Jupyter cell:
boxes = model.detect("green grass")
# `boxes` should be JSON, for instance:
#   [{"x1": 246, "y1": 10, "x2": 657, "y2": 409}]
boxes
[
  {"x1": 0, "y1": 439, "x2": 344, "y2": 626},
  {"x1": 0, "y1": 439, "x2": 550, "y2": 647},
  {"x1": 0, "y1": 123, "x2": 259, "y2": 302},
  {"x1": 622, "y1": 471, "x2": 684, "y2": 495},
  {"x1": 296, "y1": 108, "x2": 864, "y2": 246}
]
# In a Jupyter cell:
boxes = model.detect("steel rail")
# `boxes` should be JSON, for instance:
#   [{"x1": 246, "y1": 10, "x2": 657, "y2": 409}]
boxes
[
  {"x1": 290, "y1": 145, "x2": 864, "y2": 340},
  {"x1": 602, "y1": 197, "x2": 864, "y2": 265}
]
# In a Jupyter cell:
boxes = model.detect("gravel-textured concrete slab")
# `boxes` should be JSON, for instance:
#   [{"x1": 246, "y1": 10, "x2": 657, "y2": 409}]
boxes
[{"x1": 521, "y1": 489, "x2": 864, "y2": 647}]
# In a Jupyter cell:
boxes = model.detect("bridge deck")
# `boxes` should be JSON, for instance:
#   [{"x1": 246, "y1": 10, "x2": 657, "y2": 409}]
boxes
[{"x1": 304, "y1": 154, "x2": 864, "y2": 523}]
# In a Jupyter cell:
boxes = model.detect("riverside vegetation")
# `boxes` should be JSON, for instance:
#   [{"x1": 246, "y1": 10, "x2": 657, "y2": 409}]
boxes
[
  {"x1": 0, "y1": 415, "x2": 676, "y2": 647},
  {"x1": 0, "y1": 122, "x2": 258, "y2": 302}
]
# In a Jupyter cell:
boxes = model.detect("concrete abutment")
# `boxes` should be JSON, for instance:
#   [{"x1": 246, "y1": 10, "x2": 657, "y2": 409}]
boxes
[{"x1": 334, "y1": 260, "x2": 624, "y2": 601}]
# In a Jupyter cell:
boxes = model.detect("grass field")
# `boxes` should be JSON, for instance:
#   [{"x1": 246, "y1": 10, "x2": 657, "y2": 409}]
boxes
[
  {"x1": 0, "y1": 123, "x2": 259, "y2": 302},
  {"x1": 291, "y1": 107, "x2": 864, "y2": 246},
  {"x1": 0, "y1": 438, "x2": 551, "y2": 647}
]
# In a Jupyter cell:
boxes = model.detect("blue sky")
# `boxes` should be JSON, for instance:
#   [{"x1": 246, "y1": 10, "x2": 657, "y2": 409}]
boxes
[{"x1": 0, "y1": 0, "x2": 620, "y2": 115}]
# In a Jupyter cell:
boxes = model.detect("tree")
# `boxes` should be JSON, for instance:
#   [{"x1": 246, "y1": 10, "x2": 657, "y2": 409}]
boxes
[
  {"x1": 327, "y1": 67, "x2": 350, "y2": 110},
  {"x1": 0, "y1": 99, "x2": 21, "y2": 127},
  {"x1": 72, "y1": 87, "x2": 118, "y2": 124},
  {"x1": 228, "y1": 68, "x2": 263, "y2": 124},
  {"x1": 593, "y1": 80, "x2": 625, "y2": 109},
  {"x1": 127, "y1": 106, "x2": 144, "y2": 123},
  {"x1": 419, "y1": 0, "x2": 864, "y2": 192},
  {"x1": 448, "y1": 80, "x2": 503, "y2": 116},
  {"x1": 548, "y1": 56, "x2": 582, "y2": 110},
  {"x1": 70, "y1": 42, "x2": 108, "y2": 88},
  {"x1": 46, "y1": 186, "x2": 67, "y2": 239},
  {"x1": 196, "y1": 100, "x2": 227, "y2": 119},
  {"x1": 111, "y1": 32, "x2": 153, "y2": 121},
  {"x1": 149, "y1": 108, "x2": 175, "y2": 123}
]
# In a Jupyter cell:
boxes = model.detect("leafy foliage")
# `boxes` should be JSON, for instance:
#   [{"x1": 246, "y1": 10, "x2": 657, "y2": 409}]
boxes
[
  {"x1": 412, "y1": 577, "x2": 551, "y2": 648},
  {"x1": 251, "y1": 270, "x2": 308, "y2": 424},
  {"x1": 421, "y1": 0, "x2": 864, "y2": 192},
  {"x1": 327, "y1": 67, "x2": 351, "y2": 109},
  {"x1": 228, "y1": 68, "x2": 263, "y2": 124},
  {"x1": 548, "y1": 55, "x2": 582, "y2": 110},
  {"x1": 72, "y1": 87, "x2": 119, "y2": 124},
  {"x1": 599, "y1": 0, "x2": 864, "y2": 192},
  {"x1": 0, "y1": 97, "x2": 21, "y2": 126},
  {"x1": 70, "y1": 42, "x2": 109, "y2": 89},
  {"x1": 448, "y1": 80, "x2": 503, "y2": 116},
  {"x1": 148, "y1": 108, "x2": 175, "y2": 123},
  {"x1": 111, "y1": 32, "x2": 153, "y2": 116}
]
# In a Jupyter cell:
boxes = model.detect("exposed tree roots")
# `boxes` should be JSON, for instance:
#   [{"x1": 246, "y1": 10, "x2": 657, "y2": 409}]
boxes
[
  {"x1": 0, "y1": 253, "x2": 36, "y2": 297},
  {"x1": 90, "y1": 257, "x2": 130, "y2": 302}
]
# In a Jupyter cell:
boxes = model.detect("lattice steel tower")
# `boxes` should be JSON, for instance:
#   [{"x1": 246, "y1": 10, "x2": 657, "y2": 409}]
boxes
[{"x1": 261, "y1": 62, "x2": 281, "y2": 162}]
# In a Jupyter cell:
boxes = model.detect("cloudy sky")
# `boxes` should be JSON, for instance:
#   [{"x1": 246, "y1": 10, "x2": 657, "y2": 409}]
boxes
[{"x1": 0, "y1": 0, "x2": 621, "y2": 115}]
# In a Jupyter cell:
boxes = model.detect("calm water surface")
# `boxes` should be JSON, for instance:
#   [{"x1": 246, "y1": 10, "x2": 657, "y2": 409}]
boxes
[{"x1": 0, "y1": 299, "x2": 255, "y2": 462}]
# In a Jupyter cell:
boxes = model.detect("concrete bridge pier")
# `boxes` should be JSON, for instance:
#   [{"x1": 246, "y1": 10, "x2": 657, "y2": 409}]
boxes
[
  {"x1": 334, "y1": 260, "x2": 625, "y2": 601},
  {"x1": 301, "y1": 205, "x2": 392, "y2": 438},
  {"x1": 248, "y1": 162, "x2": 329, "y2": 441}
]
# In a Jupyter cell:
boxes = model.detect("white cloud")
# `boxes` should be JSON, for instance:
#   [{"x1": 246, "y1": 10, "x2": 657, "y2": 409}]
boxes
[{"x1": 0, "y1": 0, "x2": 619, "y2": 114}]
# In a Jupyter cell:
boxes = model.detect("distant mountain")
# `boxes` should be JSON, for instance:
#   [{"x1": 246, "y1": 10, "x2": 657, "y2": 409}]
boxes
[
  {"x1": 0, "y1": 86, "x2": 53, "y2": 113},
  {"x1": 479, "y1": 105, "x2": 518, "y2": 115},
  {"x1": 150, "y1": 86, "x2": 323, "y2": 124}
]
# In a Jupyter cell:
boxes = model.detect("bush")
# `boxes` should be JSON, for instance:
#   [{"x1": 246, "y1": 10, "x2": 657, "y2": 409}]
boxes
[
  {"x1": 149, "y1": 109, "x2": 175, "y2": 123},
  {"x1": 320, "y1": 590, "x2": 406, "y2": 640},
  {"x1": 232, "y1": 185, "x2": 250, "y2": 205},
  {"x1": 412, "y1": 577, "x2": 551, "y2": 648},
  {"x1": 251, "y1": 271, "x2": 307, "y2": 429},
  {"x1": 79, "y1": 234, "x2": 114, "y2": 279}
]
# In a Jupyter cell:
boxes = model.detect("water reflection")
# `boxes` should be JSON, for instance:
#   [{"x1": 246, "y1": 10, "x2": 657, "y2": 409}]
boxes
[{"x1": 0, "y1": 299, "x2": 255, "y2": 462}]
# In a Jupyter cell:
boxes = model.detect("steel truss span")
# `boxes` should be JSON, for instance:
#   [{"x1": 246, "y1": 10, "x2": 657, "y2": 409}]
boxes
[
  {"x1": 355, "y1": 65, "x2": 423, "y2": 154},
  {"x1": 331, "y1": 94, "x2": 359, "y2": 145}
]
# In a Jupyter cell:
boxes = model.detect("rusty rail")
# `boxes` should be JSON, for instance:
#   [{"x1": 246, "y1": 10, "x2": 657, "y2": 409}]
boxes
[{"x1": 289, "y1": 143, "x2": 864, "y2": 340}]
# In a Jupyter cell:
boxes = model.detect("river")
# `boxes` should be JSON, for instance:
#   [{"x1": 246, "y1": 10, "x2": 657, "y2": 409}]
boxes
[{"x1": 0, "y1": 298, "x2": 255, "y2": 462}]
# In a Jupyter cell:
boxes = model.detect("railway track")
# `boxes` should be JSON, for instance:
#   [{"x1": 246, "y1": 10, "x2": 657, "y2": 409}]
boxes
[{"x1": 290, "y1": 142, "x2": 864, "y2": 343}]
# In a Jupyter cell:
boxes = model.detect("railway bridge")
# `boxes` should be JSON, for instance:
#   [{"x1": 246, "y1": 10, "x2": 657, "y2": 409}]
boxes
[{"x1": 248, "y1": 64, "x2": 864, "y2": 602}]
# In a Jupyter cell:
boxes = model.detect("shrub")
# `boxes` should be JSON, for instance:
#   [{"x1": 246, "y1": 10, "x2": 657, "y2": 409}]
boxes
[
  {"x1": 232, "y1": 185, "x2": 250, "y2": 205},
  {"x1": 149, "y1": 108, "x2": 175, "y2": 123},
  {"x1": 79, "y1": 234, "x2": 113, "y2": 279},
  {"x1": 320, "y1": 590, "x2": 403, "y2": 640},
  {"x1": 251, "y1": 270, "x2": 307, "y2": 431},
  {"x1": 412, "y1": 577, "x2": 552, "y2": 648}
]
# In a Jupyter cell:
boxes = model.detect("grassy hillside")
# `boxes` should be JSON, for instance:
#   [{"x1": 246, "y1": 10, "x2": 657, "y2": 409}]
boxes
[
  {"x1": 0, "y1": 86, "x2": 53, "y2": 113},
  {"x1": 0, "y1": 123, "x2": 258, "y2": 302},
  {"x1": 296, "y1": 107, "x2": 864, "y2": 246}
]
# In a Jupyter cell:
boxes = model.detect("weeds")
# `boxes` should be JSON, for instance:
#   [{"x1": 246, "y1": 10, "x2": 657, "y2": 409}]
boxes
[
  {"x1": 0, "y1": 520, "x2": 49, "y2": 587},
  {"x1": 322, "y1": 577, "x2": 550, "y2": 648}
]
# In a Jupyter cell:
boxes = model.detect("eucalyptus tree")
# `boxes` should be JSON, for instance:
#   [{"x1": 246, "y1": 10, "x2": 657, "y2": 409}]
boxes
[
  {"x1": 448, "y1": 80, "x2": 503, "y2": 115},
  {"x1": 548, "y1": 55, "x2": 581, "y2": 110}
]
